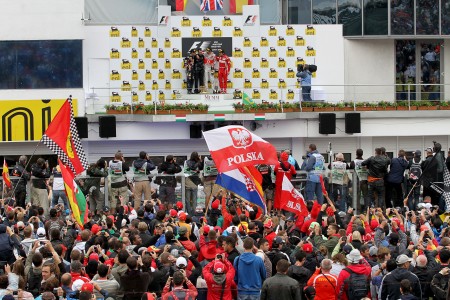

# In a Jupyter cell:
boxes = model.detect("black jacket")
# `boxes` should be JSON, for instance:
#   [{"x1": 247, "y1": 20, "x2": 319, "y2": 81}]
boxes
[
  {"x1": 287, "y1": 265, "x2": 311, "y2": 293},
  {"x1": 158, "y1": 161, "x2": 182, "y2": 187},
  {"x1": 261, "y1": 273, "x2": 301, "y2": 300},
  {"x1": 421, "y1": 154, "x2": 438, "y2": 183},
  {"x1": 12, "y1": 164, "x2": 30, "y2": 189},
  {"x1": 31, "y1": 163, "x2": 50, "y2": 189},
  {"x1": 120, "y1": 269, "x2": 151, "y2": 300},
  {"x1": 361, "y1": 155, "x2": 390, "y2": 179},
  {"x1": 413, "y1": 266, "x2": 434, "y2": 299},
  {"x1": 380, "y1": 267, "x2": 422, "y2": 300}
]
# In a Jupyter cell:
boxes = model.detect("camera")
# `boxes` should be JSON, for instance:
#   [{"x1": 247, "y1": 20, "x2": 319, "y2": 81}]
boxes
[
  {"x1": 217, "y1": 254, "x2": 223, "y2": 259},
  {"x1": 297, "y1": 64, "x2": 304, "y2": 73}
]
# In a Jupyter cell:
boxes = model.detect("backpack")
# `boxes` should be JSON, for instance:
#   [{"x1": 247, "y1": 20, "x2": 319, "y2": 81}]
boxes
[
  {"x1": 409, "y1": 159, "x2": 422, "y2": 182},
  {"x1": 48, "y1": 219, "x2": 62, "y2": 234},
  {"x1": 343, "y1": 268, "x2": 369, "y2": 299},
  {"x1": 27, "y1": 267, "x2": 43, "y2": 297},
  {"x1": 165, "y1": 290, "x2": 194, "y2": 300},
  {"x1": 267, "y1": 250, "x2": 287, "y2": 275}
]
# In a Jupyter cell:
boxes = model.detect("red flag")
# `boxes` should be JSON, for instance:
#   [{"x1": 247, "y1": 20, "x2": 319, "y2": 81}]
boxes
[
  {"x1": 279, "y1": 174, "x2": 307, "y2": 216},
  {"x1": 202, "y1": 125, "x2": 278, "y2": 172},
  {"x1": 230, "y1": 0, "x2": 254, "y2": 14},
  {"x1": 319, "y1": 174, "x2": 328, "y2": 196},
  {"x1": 42, "y1": 99, "x2": 89, "y2": 175},
  {"x1": 2, "y1": 159, "x2": 11, "y2": 188},
  {"x1": 168, "y1": 0, "x2": 187, "y2": 11}
]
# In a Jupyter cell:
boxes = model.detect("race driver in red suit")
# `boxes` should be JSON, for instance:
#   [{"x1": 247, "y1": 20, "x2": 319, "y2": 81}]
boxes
[{"x1": 216, "y1": 49, "x2": 231, "y2": 94}]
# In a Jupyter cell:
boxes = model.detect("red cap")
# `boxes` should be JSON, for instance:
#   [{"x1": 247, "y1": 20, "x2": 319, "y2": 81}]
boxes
[
  {"x1": 169, "y1": 209, "x2": 178, "y2": 218},
  {"x1": 176, "y1": 201, "x2": 183, "y2": 210},
  {"x1": 302, "y1": 243, "x2": 313, "y2": 253},
  {"x1": 264, "y1": 219, "x2": 273, "y2": 229},
  {"x1": 370, "y1": 219, "x2": 379, "y2": 230},
  {"x1": 179, "y1": 212, "x2": 187, "y2": 221},
  {"x1": 213, "y1": 261, "x2": 225, "y2": 274},
  {"x1": 80, "y1": 283, "x2": 94, "y2": 293},
  {"x1": 280, "y1": 152, "x2": 289, "y2": 162},
  {"x1": 211, "y1": 199, "x2": 220, "y2": 210},
  {"x1": 89, "y1": 253, "x2": 99, "y2": 262},
  {"x1": 203, "y1": 226, "x2": 211, "y2": 234},
  {"x1": 104, "y1": 258, "x2": 115, "y2": 267},
  {"x1": 91, "y1": 224, "x2": 101, "y2": 235}
]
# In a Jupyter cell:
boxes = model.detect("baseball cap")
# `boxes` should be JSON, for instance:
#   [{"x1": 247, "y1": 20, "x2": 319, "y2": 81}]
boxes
[
  {"x1": 91, "y1": 224, "x2": 101, "y2": 235},
  {"x1": 17, "y1": 221, "x2": 25, "y2": 230},
  {"x1": 342, "y1": 245, "x2": 353, "y2": 255},
  {"x1": 37, "y1": 227, "x2": 46, "y2": 238},
  {"x1": 179, "y1": 212, "x2": 187, "y2": 221},
  {"x1": 396, "y1": 254, "x2": 413, "y2": 265},
  {"x1": 169, "y1": 209, "x2": 178, "y2": 218},
  {"x1": 369, "y1": 246, "x2": 378, "y2": 257},
  {"x1": 264, "y1": 219, "x2": 273, "y2": 229},
  {"x1": 176, "y1": 201, "x2": 183, "y2": 210},
  {"x1": 80, "y1": 283, "x2": 94, "y2": 293},
  {"x1": 203, "y1": 226, "x2": 211, "y2": 234},
  {"x1": 273, "y1": 236, "x2": 285, "y2": 245},
  {"x1": 414, "y1": 150, "x2": 422, "y2": 156},
  {"x1": 213, "y1": 261, "x2": 225, "y2": 274},
  {"x1": 89, "y1": 253, "x2": 99, "y2": 262},
  {"x1": 176, "y1": 257, "x2": 188, "y2": 268},
  {"x1": 302, "y1": 243, "x2": 313, "y2": 253}
]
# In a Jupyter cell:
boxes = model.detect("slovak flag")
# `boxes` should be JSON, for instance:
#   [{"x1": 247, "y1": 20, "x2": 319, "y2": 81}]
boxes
[
  {"x1": 200, "y1": 0, "x2": 223, "y2": 11},
  {"x1": 203, "y1": 125, "x2": 278, "y2": 172},
  {"x1": 279, "y1": 174, "x2": 308, "y2": 216},
  {"x1": 215, "y1": 168, "x2": 266, "y2": 212}
]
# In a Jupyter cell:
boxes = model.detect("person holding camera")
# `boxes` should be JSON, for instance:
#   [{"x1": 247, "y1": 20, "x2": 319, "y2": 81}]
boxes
[
  {"x1": 203, "y1": 253, "x2": 236, "y2": 300},
  {"x1": 132, "y1": 151, "x2": 155, "y2": 211},
  {"x1": 31, "y1": 158, "x2": 51, "y2": 217},
  {"x1": 161, "y1": 269, "x2": 198, "y2": 300},
  {"x1": 109, "y1": 151, "x2": 130, "y2": 215},
  {"x1": 296, "y1": 64, "x2": 312, "y2": 102},
  {"x1": 158, "y1": 155, "x2": 182, "y2": 210}
]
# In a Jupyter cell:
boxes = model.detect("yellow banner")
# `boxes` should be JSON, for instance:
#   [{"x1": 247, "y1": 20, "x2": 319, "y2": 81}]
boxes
[{"x1": 0, "y1": 99, "x2": 78, "y2": 142}]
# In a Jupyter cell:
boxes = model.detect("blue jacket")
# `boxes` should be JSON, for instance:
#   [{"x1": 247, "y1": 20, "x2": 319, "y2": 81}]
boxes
[
  {"x1": 297, "y1": 70, "x2": 311, "y2": 86},
  {"x1": 234, "y1": 252, "x2": 266, "y2": 295},
  {"x1": 301, "y1": 150, "x2": 324, "y2": 183},
  {"x1": 386, "y1": 156, "x2": 408, "y2": 183}
]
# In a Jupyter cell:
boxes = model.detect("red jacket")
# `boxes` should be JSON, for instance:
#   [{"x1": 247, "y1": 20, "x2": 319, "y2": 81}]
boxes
[
  {"x1": 265, "y1": 231, "x2": 277, "y2": 250},
  {"x1": 273, "y1": 162, "x2": 296, "y2": 209},
  {"x1": 306, "y1": 269, "x2": 338, "y2": 300},
  {"x1": 198, "y1": 234, "x2": 220, "y2": 262},
  {"x1": 203, "y1": 259, "x2": 236, "y2": 300},
  {"x1": 337, "y1": 263, "x2": 371, "y2": 300},
  {"x1": 221, "y1": 197, "x2": 242, "y2": 229},
  {"x1": 179, "y1": 239, "x2": 197, "y2": 252},
  {"x1": 161, "y1": 280, "x2": 198, "y2": 300}
]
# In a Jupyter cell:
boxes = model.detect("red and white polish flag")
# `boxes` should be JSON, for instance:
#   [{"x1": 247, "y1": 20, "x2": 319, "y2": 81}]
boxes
[
  {"x1": 280, "y1": 174, "x2": 308, "y2": 216},
  {"x1": 202, "y1": 125, "x2": 278, "y2": 172}
]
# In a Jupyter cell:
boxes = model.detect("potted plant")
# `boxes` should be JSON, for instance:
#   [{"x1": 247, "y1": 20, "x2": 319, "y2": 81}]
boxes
[
  {"x1": 156, "y1": 103, "x2": 171, "y2": 115},
  {"x1": 396, "y1": 100, "x2": 409, "y2": 111},
  {"x1": 233, "y1": 102, "x2": 245, "y2": 113},
  {"x1": 355, "y1": 102, "x2": 376, "y2": 111},
  {"x1": 281, "y1": 102, "x2": 300, "y2": 113},
  {"x1": 377, "y1": 101, "x2": 397, "y2": 111},
  {"x1": 439, "y1": 101, "x2": 450, "y2": 110},
  {"x1": 334, "y1": 102, "x2": 354, "y2": 111},
  {"x1": 143, "y1": 104, "x2": 155, "y2": 115},
  {"x1": 113, "y1": 103, "x2": 131, "y2": 114},
  {"x1": 257, "y1": 101, "x2": 278, "y2": 113},
  {"x1": 417, "y1": 100, "x2": 438, "y2": 110},
  {"x1": 314, "y1": 102, "x2": 335, "y2": 112},
  {"x1": 104, "y1": 104, "x2": 119, "y2": 114},
  {"x1": 132, "y1": 102, "x2": 145, "y2": 114},
  {"x1": 190, "y1": 103, "x2": 209, "y2": 114},
  {"x1": 300, "y1": 101, "x2": 314, "y2": 112}
]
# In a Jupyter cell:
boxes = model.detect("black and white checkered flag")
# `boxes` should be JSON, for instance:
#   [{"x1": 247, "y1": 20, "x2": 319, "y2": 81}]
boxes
[
  {"x1": 42, "y1": 98, "x2": 89, "y2": 175},
  {"x1": 443, "y1": 165, "x2": 450, "y2": 212}
]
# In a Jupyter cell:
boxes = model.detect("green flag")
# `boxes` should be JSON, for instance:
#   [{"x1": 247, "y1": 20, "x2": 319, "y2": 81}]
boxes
[{"x1": 242, "y1": 92, "x2": 254, "y2": 105}]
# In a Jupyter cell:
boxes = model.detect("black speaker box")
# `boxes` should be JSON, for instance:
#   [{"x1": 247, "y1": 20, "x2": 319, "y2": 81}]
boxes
[
  {"x1": 99, "y1": 116, "x2": 116, "y2": 138},
  {"x1": 319, "y1": 113, "x2": 336, "y2": 134},
  {"x1": 190, "y1": 124, "x2": 202, "y2": 139},
  {"x1": 345, "y1": 113, "x2": 361, "y2": 134},
  {"x1": 74, "y1": 117, "x2": 88, "y2": 139},
  {"x1": 203, "y1": 123, "x2": 215, "y2": 132}
]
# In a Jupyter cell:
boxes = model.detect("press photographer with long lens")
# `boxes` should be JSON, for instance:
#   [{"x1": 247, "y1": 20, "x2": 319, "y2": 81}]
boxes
[{"x1": 296, "y1": 64, "x2": 312, "y2": 102}]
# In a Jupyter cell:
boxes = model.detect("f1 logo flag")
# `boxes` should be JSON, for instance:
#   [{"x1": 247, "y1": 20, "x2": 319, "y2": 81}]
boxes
[{"x1": 203, "y1": 125, "x2": 278, "y2": 172}]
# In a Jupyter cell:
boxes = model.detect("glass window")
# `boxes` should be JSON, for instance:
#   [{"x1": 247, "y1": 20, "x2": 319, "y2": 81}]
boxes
[
  {"x1": 416, "y1": 0, "x2": 439, "y2": 35},
  {"x1": 420, "y1": 42, "x2": 441, "y2": 100},
  {"x1": 0, "y1": 40, "x2": 82, "y2": 90},
  {"x1": 363, "y1": 0, "x2": 388, "y2": 35},
  {"x1": 441, "y1": 1, "x2": 450, "y2": 35},
  {"x1": 395, "y1": 40, "x2": 416, "y2": 101},
  {"x1": 391, "y1": 0, "x2": 414, "y2": 35},
  {"x1": 313, "y1": 0, "x2": 337, "y2": 24},
  {"x1": 338, "y1": 0, "x2": 362, "y2": 35},
  {"x1": 288, "y1": 0, "x2": 312, "y2": 24}
]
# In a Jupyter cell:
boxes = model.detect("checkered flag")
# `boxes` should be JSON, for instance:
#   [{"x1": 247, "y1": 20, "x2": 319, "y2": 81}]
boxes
[
  {"x1": 443, "y1": 165, "x2": 450, "y2": 212},
  {"x1": 42, "y1": 98, "x2": 89, "y2": 175}
]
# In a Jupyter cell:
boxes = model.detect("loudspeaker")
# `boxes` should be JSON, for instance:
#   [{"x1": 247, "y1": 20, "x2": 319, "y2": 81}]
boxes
[
  {"x1": 203, "y1": 123, "x2": 215, "y2": 132},
  {"x1": 319, "y1": 113, "x2": 336, "y2": 134},
  {"x1": 99, "y1": 116, "x2": 116, "y2": 138},
  {"x1": 74, "y1": 117, "x2": 88, "y2": 139},
  {"x1": 190, "y1": 124, "x2": 202, "y2": 139},
  {"x1": 345, "y1": 113, "x2": 361, "y2": 134}
]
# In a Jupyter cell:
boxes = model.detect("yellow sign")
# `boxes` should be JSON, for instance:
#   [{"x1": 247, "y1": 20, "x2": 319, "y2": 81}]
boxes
[
  {"x1": 165, "y1": 80, "x2": 171, "y2": 90},
  {"x1": 110, "y1": 49, "x2": 121, "y2": 59},
  {"x1": 158, "y1": 70, "x2": 165, "y2": 80},
  {"x1": 171, "y1": 49, "x2": 181, "y2": 58},
  {"x1": 138, "y1": 38, "x2": 145, "y2": 48},
  {"x1": 151, "y1": 38, "x2": 158, "y2": 48},
  {"x1": 296, "y1": 36, "x2": 305, "y2": 46},
  {"x1": 233, "y1": 48, "x2": 243, "y2": 57},
  {"x1": 110, "y1": 27, "x2": 120, "y2": 37},
  {"x1": 131, "y1": 49, "x2": 138, "y2": 59},
  {"x1": 111, "y1": 92, "x2": 121, "y2": 103},
  {"x1": 0, "y1": 99, "x2": 78, "y2": 142},
  {"x1": 269, "y1": 69, "x2": 278, "y2": 78},
  {"x1": 172, "y1": 70, "x2": 181, "y2": 79},
  {"x1": 212, "y1": 27, "x2": 222, "y2": 37},
  {"x1": 233, "y1": 69, "x2": 243, "y2": 78},
  {"x1": 278, "y1": 58, "x2": 286, "y2": 68},
  {"x1": 277, "y1": 37, "x2": 286, "y2": 47},
  {"x1": 227, "y1": 80, "x2": 233, "y2": 89},
  {"x1": 260, "y1": 38, "x2": 269, "y2": 47},
  {"x1": 192, "y1": 28, "x2": 202, "y2": 37},
  {"x1": 145, "y1": 70, "x2": 152, "y2": 80},
  {"x1": 306, "y1": 48, "x2": 316, "y2": 57},
  {"x1": 286, "y1": 47, "x2": 296, "y2": 57},
  {"x1": 131, "y1": 70, "x2": 138, "y2": 80},
  {"x1": 233, "y1": 27, "x2": 243, "y2": 37},
  {"x1": 121, "y1": 81, "x2": 131, "y2": 91},
  {"x1": 121, "y1": 38, "x2": 131, "y2": 48},
  {"x1": 145, "y1": 49, "x2": 152, "y2": 58},
  {"x1": 244, "y1": 79, "x2": 252, "y2": 89},
  {"x1": 269, "y1": 90, "x2": 278, "y2": 100},
  {"x1": 144, "y1": 27, "x2": 151, "y2": 37},
  {"x1": 252, "y1": 48, "x2": 260, "y2": 57},
  {"x1": 286, "y1": 26, "x2": 295, "y2": 36},
  {"x1": 306, "y1": 26, "x2": 316, "y2": 35},
  {"x1": 252, "y1": 89, "x2": 260, "y2": 99},
  {"x1": 243, "y1": 38, "x2": 252, "y2": 47},
  {"x1": 110, "y1": 70, "x2": 121, "y2": 81},
  {"x1": 269, "y1": 48, "x2": 278, "y2": 57},
  {"x1": 152, "y1": 80, "x2": 159, "y2": 90},
  {"x1": 181, "y1": 17, "x2": 192, "y2": 27},
  {"x1": 164, "y1": 38, "x2": 171, "y2": 48},
  {"x1": 121, "y1": 59, "x2": 131, "y2": 69},
  {"x1": 287, "y1": 90, "x2": 295, "y2": 100},
  {"x1": 139, "y1": 81, "x2": 146, "y2": 91},
  {"x1": 261, "y1": 79, "x2": 269, "y2": 89},
  {"x1": 152, "y1": 59, "x2": 158, "y2": 69},
  {"x1": 260, "y1": 58, "x2": 269, "y2": 68},
  {"x1": 158, "y1": 91, "x2": 165, "y2": 101},
  {"x1": 243, "y1": 59, "x2": 252, "y2": 68},
  {"x1": 165, "y1": 59, "x2": 171, "y2": 69},
  {"x1": 145, "y1": 91, "x2": 152, "y2": 101},
  {"x1": 138, "y1": 59, "x2": 145, "y2": 69},
  {"x1": 158, "y1": 49, "x2": 165, "y2": 58},
  {"x1": 202, "y1": 17, "x2": 212, "y2": 27},
  {"x1": 286, "y1": 69, "x2": 295, "y2": 78},
  {"x1": 252, "y1": 69, "x2": 260, "y2": 78},
  {"x1": 222, "y1": 18, "x2": 233, "y2": 26},
  {"x1": 131, "y1": 27, "x2": 138, "y2": 37},
  {"x1": 278, "y1": 79, "x2": 287, "y2": 89},
  {"x1": 171, "y1": 28, "x2": 181, "y2": 37},
  {"x1": 268, "y1": 26, "x2": 277, "y2": 36},
  {"x1": 132, "y1": 92, "x2": 139, "y2": 102}
]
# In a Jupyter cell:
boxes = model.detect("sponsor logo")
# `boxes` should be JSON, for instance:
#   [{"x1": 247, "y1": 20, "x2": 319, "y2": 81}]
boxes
[
  {"x1": 138, "y1": 59, "x2": 145, "y2": 69},
  {"x1": 228, "y1": 128, "x2": 253, "y2": 149},
  {"x1": 286, "y1": 25, "x2": 295, "y2": 36},
  {"x1": 269, "y1": 68, "x2": 278, "y2": 78},
  {"x1": 243, "y1": 58, "x2": 252, "y2": 68},
  {"x1": 227, "y1": 152, "x2": 264, "y2": 167},
  {"x1": 278, "y1": 79, "x2": 287, "y2": 89},
  {"x1": 252, "y1": 89, "x2": 260, "y2": 99},
  {"x1": 158, "y1": 48, "x2": 165, "y2": 58},
  {"x1": 297, "y1": 57, "x2": 305, "y2": 66},
  {"x1": 110, "y1": 70, "x2": 121, "y2": 81},
  {"x1": 268, "y1": 25, "x2": 277, "y2": 36},
  {"x1": 111, "y1": 92, "x2": 121, "y2": 102},
  {"x1": 121, "y1": 37, "x2": 131, "y2": 48},
  {"x1": 151, "y1": 38, "x2": 158, "y2": 48},
  {"x1": 277, "y1": 36, "x2": 286, "y2": 46},
  {"x1": 121, "y1": 59, "x2": 131, "y2": 69},
  {"x1": 131, "y1": 70, "x2": 138, "y2": 80},
  {"x1": 269, "y1": 89, "x2": 278, "y2": 99},
  {"x1": 132, "y1": 91, "x2": 139, "y2": 102},
  {"x1": 158, "y1": 69, "x2": 165, "y2": 79},
  {"x1": 152, "y1": 80, "x2": 158, "y2": 90},
  {"x1": 159, "y1": 16, "x2": 169, "y2": 26},
  {"x1": 260, "y1": 58, "x2": 268, "y2": 68},
  {"x1": 233, "y1": 68, "x2": 243, "y2": 78},
  {"x1": 165, "y1": 80, "x2": 171, "y2": 90},
  {"x1": 165, "y1": 59, "x2": 171, "y2": 69},
  {"x1": 278, "y1": 57, "x2": 286, "y2": 68},
  {"x1": 202, "y1": 16, "x2": 212, "y2": 27},
  {"x1": 222, "y1": 16, "x2": 233, "y2": 26},
  {"x1": 269, "y1": 47, "x2": 277, "y2": 57},
  {"x1": 260, "y1": 37, "x2": 268, "y2": 47},
  {"x1": 227, "y1": 79, "x2": 233, "y2": 89},
  {"x1": 286, "y1": 68, "x2": 295, "y2": 78},
  {"x1": 181, "y1": 17, "x2": 191, "y2": 27},
  {"x1": 261, "y1": 79, "x2": 268, "y2": 89},
  {"x1": 287, "y1": 89, "x2": 295, "y2": 100},
  {"x1": 144, "y1": 27, "x2": 151, "y2": 37},
  {"x1": 306, "y1": 46, "x2": 316, "y2": 57},
  {"x1": 164, "y1": 38, "x2": 171, "y2": 48},
  {"x1": 192, "y1": 27, "x2": 202, "y2": 37},
  {"x1": 145, "y1": 70, "x2": 152, "y2": 80},
  {"x1": 306, "y1": 25, "x2": 316, "y2": 35},
  {"x1": 138, "y1": 38, "x2": 144, "y2": 48},
  {"x1": 243, "y1": 37, "x2": 252, "y2": 47},
  {"x1": 171, "y1": 27, "x2": 181, "y2": 37},
  {"x1": 158, "y1": 90, "x2": 165, "y2": 101},
  {"x1": 252, "y1": 68, "x2": 260, "y2": 78},
  {"x1": 139, "y1": 81, "x2": 145, "y2": 91},
  {"x1": 131, "y1": 48, "x2": 138, "y2": 59},
  {"x1": 296, "y1": 36, "x2": 305, "y2": 46},
  {"x1": 233, "y1": 27, "x2": 243, "y2": 37},
  {"x1": 233, "y1": 47, "x2": 243, "y2": 57},
  {"x1": 172, "y1": 69, "x2": 181, "y2": 79},
  {"x1": 152, "y1": 59, "x2": 158, "y2": 69},
  {"x1": 286, "y1": 47, "x2": 295, "y2": 57},
  {"x1": 145, "y1": 48, "x2": 151, "y2": 58},
  {"x1": 252, "y1": 47, "x2": 260, "y2": 57},
  {"x1": 171, "y1": 48, "x2": 181, "y2": 58},
  {"x1": 213, "y1": 27, "x2": 222, "y2": 37},
  {"x1": 110, "y1": 48, "x2": 120, "y2": 59},
  {"x1": 110, "y1": 26, "x2": 120, "y2": 37},
  {"x1": 131, "y1": 26, "x2": 138, "y2": 37},
  {"x1": 145, "y1": 91, "x2": 152, "y2": 101},
  {"x1": 244, "y1": 79, "x2": 252, "y2": 88},
  {"x1": 244, "y1": 15, "x2": 258, "y2": 26}
]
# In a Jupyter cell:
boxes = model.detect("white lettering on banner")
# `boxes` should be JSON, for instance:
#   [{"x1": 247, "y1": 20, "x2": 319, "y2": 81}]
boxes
[
  {"x1": 226, "y1": 152, "x2": 264, "y2": 166},
  {"x1": 286, "y1": 200, "x2": 302, "y2": 211},
  {"x1": 201, "y1": 94, "x2": 223, "y2": 102}
]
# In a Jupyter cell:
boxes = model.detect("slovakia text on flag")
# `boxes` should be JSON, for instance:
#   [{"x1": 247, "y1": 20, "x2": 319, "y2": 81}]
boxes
[
  {"x1": 280, "y1": 174, "x2": 307, "y2": 216},
  {"x1": 202, "y1": 125, "x2": 278, "y2": 172},
  {"x1": 215, "y1": 168, "x2": 266, "y2": 211}
]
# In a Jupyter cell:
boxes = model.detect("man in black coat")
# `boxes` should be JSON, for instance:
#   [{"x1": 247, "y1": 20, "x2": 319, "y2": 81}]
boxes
[
  {"x1": 12, "y1": 155, "x2": 30, "y2": 209},
  {"x1": 120, "y1": 256, "x2": 151, "y2": 300}
]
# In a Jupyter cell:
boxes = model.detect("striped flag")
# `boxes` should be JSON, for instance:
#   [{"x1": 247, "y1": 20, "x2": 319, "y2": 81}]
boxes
[
  {"x1": 214, "y1": 114, "x2": 226, "y2": 121},
  {"x1": 200, "y1": 0, "x2": 223, "y2": 11},
  {"x1": 230, "y1": 0, "x2": 254, "y2": 14},
  {"x1": 59, "y1": 160, "x2": 88, "y2": 229},
  {"x1": 168, "y1": 0, "x2": 187, "y2": 11},
  {"x1": 242, "y1": 92, "x2": 254, "y2": 105},
  {"x1": 42, "y1": 98, "x2": 89, "y2": 176},
  {"x1": 254, "y1": 113, "x2": 265, "y2": 120},
  {"x1": 279, "y1": 174, "x2": 308, "y2": 216},
  {"x1": 175, "y1": 114, "x2": 187, "y2": 122},
  {"x1": 2, "y1": 159, "x2": 11, "y2": 188}
]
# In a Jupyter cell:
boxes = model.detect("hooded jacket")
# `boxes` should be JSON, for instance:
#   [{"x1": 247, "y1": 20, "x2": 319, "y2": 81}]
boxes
[
  {"x1": 234, "y1": 252, "x2": 266, "y2": 295},
  {"x1": 361, "y1": 155, "x2": 390, "y2": 179},
  {"x1": 337, "y1": 263, "x2": 371, "y2": 300},
  {"x1": 0, "y1": 225, "x2": 15, "y2": 264},
  {"x1": 202, "y1": 259, "x2": 236, "y2": 300},
  {"x1": 380, "y1": 267, "x2": 422, "y2": 300}
]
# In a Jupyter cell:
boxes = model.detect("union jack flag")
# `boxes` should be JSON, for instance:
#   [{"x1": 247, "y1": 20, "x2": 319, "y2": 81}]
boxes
[{"x1": 200, "y1": 0, "x2": 223, "y2": 11}]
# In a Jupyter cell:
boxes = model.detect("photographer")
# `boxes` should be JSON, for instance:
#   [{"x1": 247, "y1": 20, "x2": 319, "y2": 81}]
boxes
[
  {"x1": 203, "y1": 253, "x2": 236, "y2": 300},
  {"x1": 161, "y1": 269, "x2": 197, "y2": 300},
  {"x1": 132, "y1": 151, "x2": 155, "y2": 211},
  {"x1": 296, "y1": 64, "x2": 312, "y2": 102},
  {"x1": 109, "y1": 151, "x2": 130, "y2": 215}
]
